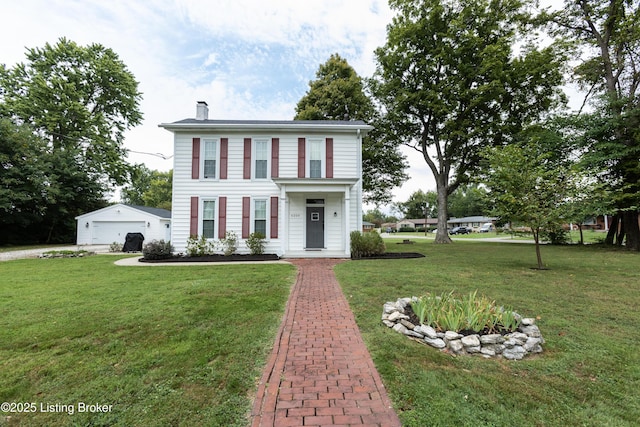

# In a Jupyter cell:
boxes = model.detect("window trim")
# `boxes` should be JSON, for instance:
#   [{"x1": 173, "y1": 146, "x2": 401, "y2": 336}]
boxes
[
  {"x1": 306, "y1": 138, "x2": 325, "y2": 178},
  {"x1": 200, "y1": 198, "x2": 217, "y2": 239},
  {"x1": 252, "y1": 138, "x2": 270, "y2": 180},
  {"x1": 201, "y1": 138, "x2": 220, "y2": 180},
  {"x1": 252, "y1": 198, "x2": 269, "y2": 238}
]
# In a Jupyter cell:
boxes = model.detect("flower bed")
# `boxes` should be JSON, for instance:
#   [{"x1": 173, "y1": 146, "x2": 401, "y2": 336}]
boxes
[{"x1": 382, "y1": 296, "x2": 544, "y2": 360}]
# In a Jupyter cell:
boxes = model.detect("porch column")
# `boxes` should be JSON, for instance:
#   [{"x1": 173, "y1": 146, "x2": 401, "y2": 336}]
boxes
[
  {"x1": 281, "y1": 185, "x2": 288, "y2": 256},
  {"x1": 344, "y1": 185, "x2": 351, "y2": 257}
]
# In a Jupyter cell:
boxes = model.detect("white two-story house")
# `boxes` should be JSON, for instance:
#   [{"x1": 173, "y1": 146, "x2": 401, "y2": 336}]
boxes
[{"x1": 159, "y1": 101, "x2": 372, "y2": 257}]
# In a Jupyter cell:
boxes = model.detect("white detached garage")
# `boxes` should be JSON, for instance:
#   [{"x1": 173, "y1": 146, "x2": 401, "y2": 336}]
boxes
[{"x1": 75, "y1": 204, "x2": 171, "y2": 245}]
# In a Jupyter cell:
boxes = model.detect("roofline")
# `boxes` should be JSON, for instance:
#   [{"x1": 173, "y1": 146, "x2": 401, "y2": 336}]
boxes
[{"x1": 158, "y1": 121, "x2": 373, "y2": 133}]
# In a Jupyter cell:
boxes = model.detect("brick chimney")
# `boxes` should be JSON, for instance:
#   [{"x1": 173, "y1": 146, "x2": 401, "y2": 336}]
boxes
[{"x1": 196, "y1": 101, "x2": 208, "y2": 120}]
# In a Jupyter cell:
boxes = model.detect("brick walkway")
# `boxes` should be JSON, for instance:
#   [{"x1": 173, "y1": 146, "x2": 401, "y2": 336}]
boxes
[{"x1": 251, "y1": 259, "x2": 401, "y2": 427}]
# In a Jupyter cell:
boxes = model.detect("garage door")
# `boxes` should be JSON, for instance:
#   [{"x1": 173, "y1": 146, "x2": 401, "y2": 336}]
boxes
[{"x1": 92, "y1": 221, "x2": 146, "y2": 244}]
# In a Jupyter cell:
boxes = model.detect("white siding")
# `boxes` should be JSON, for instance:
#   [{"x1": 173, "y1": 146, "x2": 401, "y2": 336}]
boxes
[
  {"x1": 76, "y1": 204, "x2": 170, "y2": 245},
  {"x1": 170, "y1": 127, "x2": 363, "y2": 257}
]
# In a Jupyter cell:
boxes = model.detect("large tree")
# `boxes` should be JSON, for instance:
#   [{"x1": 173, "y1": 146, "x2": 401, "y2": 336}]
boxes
[
  {"x1": 0, "y1": 38, "x2": 142, "y2": 242},
  {"x1": 543, "y1": 0, "x2": 640, "y2": 250},
  {"x1": 371, "y1": 0, "x2": 566, "y2": 243},
  {"x1": 0, "y1": 37, "x2": 142, "y2": 185},
  {"x1": 295, "y1": 53, "x2": 407, "y2": 204}
]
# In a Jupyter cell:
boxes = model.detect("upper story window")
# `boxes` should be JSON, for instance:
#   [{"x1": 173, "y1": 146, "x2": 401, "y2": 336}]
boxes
[
  {"x1": 308, "y1": 139, "x2": 323, "y2": 178},
  {"x1": 254, "y1": 139, "x2": 268, "y2": 179},
  {"x1": 203, "y1": 139, "x2": 218, "y2": 179}
]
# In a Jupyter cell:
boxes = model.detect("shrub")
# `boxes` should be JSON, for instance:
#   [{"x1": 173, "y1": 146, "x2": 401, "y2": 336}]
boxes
[
  {"x1": 399, "y1": 226, "x2": 415, "y2": 232},
  {"x1": 219, "y1": 231, "x2": 238, "y2": 256},
  {"x1": 350, "y1": 231, "x2": 386, "y2": 258},
  {"x1": 246, "y1": 232, "x2": 266, "y2": 255},
  {"x1": 109, "y1": 241, "x2": 123, "y2": 252},
  {"x1": 142, "y1": 240, "x2": 174, "y2": 260},
  {"x1": 186, "y1": 235, "x2": 215, "y2": 257},
  {"x1": 410, "y1": 290, "x2": 521, "y2": 333}
]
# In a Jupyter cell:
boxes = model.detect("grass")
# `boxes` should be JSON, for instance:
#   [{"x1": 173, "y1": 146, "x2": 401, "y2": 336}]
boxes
[
  {"x1": 335, "y1": 239, "x2": 640, "y2": 427},
  {"x1": 0, "y1": 255, "x2": 295, "y2": 427}
]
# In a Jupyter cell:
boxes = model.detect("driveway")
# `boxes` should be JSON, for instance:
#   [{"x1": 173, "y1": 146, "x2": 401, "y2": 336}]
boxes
[{"x1": 0, "y1": 245, "x2": 110, "y2": 262}]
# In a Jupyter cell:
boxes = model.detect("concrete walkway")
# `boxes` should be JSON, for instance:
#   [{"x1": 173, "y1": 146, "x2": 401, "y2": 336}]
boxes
[{"x1": 251, "y1": 259, "x2": 401, "y2": 427}]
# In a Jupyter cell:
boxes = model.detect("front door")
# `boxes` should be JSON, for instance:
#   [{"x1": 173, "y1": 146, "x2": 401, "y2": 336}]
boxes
[{"x1": 306, "y1": 206, "x2": 324, "y2": 249}]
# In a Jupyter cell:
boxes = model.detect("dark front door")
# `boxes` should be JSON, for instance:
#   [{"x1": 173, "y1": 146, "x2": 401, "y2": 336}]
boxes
[{"x1": 306, "y1": 206, "x2": 324, "y2": 249}]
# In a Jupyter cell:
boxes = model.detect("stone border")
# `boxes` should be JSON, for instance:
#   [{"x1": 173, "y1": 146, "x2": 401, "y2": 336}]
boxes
[{"x1": 382, "y1": 297, "x2": 544, "y2": 360}]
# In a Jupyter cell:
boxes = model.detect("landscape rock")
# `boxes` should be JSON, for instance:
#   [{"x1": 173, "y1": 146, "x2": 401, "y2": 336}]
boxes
[
  {"x1": 448, "y1": 339, "x2": 465, "y2": 354},
  {"x1": 414, "y1": 324, "x2": 438, "y2": 339},
  {"x1": 424, "y1": 337, "x2": 446, "y2": 349},
  {"x1": 381, "y1": 297, "x2": 544, "y2": 360},
  {"x1": 503, "y1": 346, "x2": 526, "y2": 360},
  {"x1": 400, "y1": 319, "x2": 416, "y2": 330},
  {"x1": 461, "y1": 335, "x2": 481, "y2": 348},
  {"x1": 444, "y1": 331, "x2": 463, "y2": 341},
  {"x1": 388, "y1": 311, "x2": 409, "y2": 322}
]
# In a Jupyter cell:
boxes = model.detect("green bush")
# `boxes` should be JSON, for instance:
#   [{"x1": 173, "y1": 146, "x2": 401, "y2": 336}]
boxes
[
  {"x1": 219, "y1": 231, "x2": 238, "y2": 256},
  {"x1": 186, "y1": 235, "x2": 215, "y2": 257},
  {"x1": 398, "y1": 226, "x2": 415, "y2": 232},
  {"x1": 109, "y1": 241, "x2": 123, "y2": 252},
  {"x1": 350, "y1": 231, "x2": 386, "y2": 258},
  {"x1": 246, "y1": 232, "x2": 266, "y2": 255},
  {"x1": 142, "y1": 240, "x2": 174, "y2": 260},
  {"x1": 410, "y1": 290, "x2": 521, "y2": 333}
]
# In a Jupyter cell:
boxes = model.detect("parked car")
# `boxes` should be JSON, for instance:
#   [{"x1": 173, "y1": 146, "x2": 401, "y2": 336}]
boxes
[
  {"x1": 479, "y1": 223, "x2": 494, "y2": 233},
  {"x1": 450, "y1": 226, "x2": 471, "y2": 235}
]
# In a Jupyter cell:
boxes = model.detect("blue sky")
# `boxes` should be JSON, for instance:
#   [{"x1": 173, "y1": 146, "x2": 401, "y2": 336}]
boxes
[{"x1": 2, "y1": 0, "x2": 578, "y2": 211}]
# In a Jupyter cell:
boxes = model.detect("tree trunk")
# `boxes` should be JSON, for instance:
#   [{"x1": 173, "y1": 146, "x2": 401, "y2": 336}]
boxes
[
  {"x1": 434, "y1": 177, "x2": 452, "y2": 244},
  {"x1": 605, "y1": 214, "x2": 619, "y2": 245},
  {"x1": 622, "y1": 210, "x2": 640, "y2": 251},
  {"x1": 533, "y1": 228, "x2": 543, "y2": 269},
  {"x1": 578, "y1": 224, "x2": 584, "y2": 245}
]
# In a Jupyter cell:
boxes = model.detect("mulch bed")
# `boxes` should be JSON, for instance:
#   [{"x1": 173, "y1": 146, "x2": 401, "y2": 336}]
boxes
[
  {"x1": 139, "y1": 254, "x2": 280, "y2": 263},
  {"x1": 352, "y1": 252, "x2": 425, "y2": 260}
]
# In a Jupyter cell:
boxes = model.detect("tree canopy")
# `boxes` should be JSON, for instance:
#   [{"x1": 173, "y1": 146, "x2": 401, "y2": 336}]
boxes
[
  {"x1": 121, "y1": 166, "x2": 173, "y2": 211},
  {"x1": 371, "y1": 0, "x2": 567, "y2": 243},
  {"x1": 482, "y1": 142, "x2": 576, "y2": 269},
  {"x1": 0, "y1": 38, "x2": 142, "y2": 243},
  {"x1": 543, "y1": 0, "x2": 640, "y2": 250},
  {"x1": 295, "y1": 53, "x2": 407, "y2": 204}
]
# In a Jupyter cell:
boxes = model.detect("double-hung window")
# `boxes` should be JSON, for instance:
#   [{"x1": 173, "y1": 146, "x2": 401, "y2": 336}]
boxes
[
  {"x1": 309, "y1": 139, "x2": 323, "y2": 178},
  {"x1": 202, "y1": 200, "x2": 216, "y2": 238},
  {"x1": 203, "y1": 139, "x2": 218, "y2": 179},
  {"x1": 254, "y1": 139, "x2": 268, "y2": 179},
  {"x1": 254, "y1": 199, "x2": 267, "y2": 237}
]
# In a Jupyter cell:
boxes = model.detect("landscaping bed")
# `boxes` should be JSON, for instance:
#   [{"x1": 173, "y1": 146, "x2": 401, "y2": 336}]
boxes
[{"x1": 139, "y1": 253, "x2": 280, "y2": 263}]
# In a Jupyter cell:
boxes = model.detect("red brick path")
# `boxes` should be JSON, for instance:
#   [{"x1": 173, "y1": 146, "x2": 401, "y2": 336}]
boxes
[{"x1": 251, "y1": 259, "x2": 401, "y2": 427}]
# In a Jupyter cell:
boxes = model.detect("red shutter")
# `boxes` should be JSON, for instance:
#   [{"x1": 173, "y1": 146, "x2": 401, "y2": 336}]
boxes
[
  {"x1": 190, "y1": 196, "x2": 199, "y2": 237},
  {"x1": 242, "y1": 197, "x2": 251, "y2": 238},
  {"x1": 218, "y1": 196, "x2": 227, "y2": 238},
  {"x1": 271, "y1": 138, "x2": 279, "y2": 178},
  {"x1": 326, "y1": 137, "x2": 334, "y2": 178},
  {"x1": 243, "y1": 138, "x2": 252, "y2": 179},
  {"x1": 191, "y1": 138, "x2": 200, "y2": 179},
  {"x1": 220, "y1": 138, "x2": 228, "y2": 179},
  {"x1": 270, "y1": 196, "x2": 279, "y2": 239},
  {"x1": 298, "y1": 137, "x2": 306, "y2": 178}
]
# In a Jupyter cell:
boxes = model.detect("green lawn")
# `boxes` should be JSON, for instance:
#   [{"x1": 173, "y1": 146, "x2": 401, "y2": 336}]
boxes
[
  {"x1": 2, "y1": 243, "x2": 639, "y2": 426},
  {"x1": 0, "y1": 256, "x2": 295, "y2": 426},
  {"x1": 335, "y1": 239, "x2": 640, "y2": 426}
]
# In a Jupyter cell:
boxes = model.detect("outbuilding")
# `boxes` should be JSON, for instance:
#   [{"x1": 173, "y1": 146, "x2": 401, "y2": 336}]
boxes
[{"x1": 75, "y1": 204, "x2": 171, "y2": 245}]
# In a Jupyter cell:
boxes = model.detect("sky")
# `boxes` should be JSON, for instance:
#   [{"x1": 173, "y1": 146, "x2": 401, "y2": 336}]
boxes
[{"x1": 2, "y1": 0, "x2": 579, "y2": 213}]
